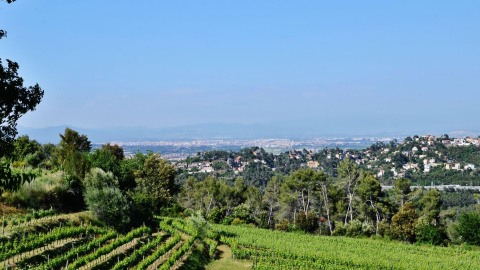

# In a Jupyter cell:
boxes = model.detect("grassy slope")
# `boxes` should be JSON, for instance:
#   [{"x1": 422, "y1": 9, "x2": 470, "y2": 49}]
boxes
[{"x1": 206, "y1": 245, "x2": 252, "y2": 270}]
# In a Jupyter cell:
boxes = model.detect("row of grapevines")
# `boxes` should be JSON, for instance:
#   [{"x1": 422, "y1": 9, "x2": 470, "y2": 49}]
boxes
[
  {"x1": 204, "y1": 238, "x2": 218, "y2": 257},
  {"x1": 111, "y1": 233, "x2": 167, "y2": 270},
  {"x1": 67, "y1": 226, "x2": 151, "y2": 269},
  {"x1": 169, "y1": 218, "x2": 217, "y2": 257},
  {"x1": 170, "y1": 220, "x2": 196, "y2": 236},
  {"x1": 0, "y1": 226, "x2": 103, "y2": 261},
  {"x1": 135, "y1": 234, "x2": 182, "y2": 270},
  {"x1": 157, "y1": 234, "x2": 198, "y2": 270},
  {"x1": 214, "y1": 224, "x2": 480, "y2": 270},
  {"x1": 34, "y1": 230, "x2": 116, "y2": 270}
]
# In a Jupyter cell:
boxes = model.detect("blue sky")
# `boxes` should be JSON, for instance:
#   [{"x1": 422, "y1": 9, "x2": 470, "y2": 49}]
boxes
[{"x1": 1, "y1": 0, "x2": 479, "y2": 134}]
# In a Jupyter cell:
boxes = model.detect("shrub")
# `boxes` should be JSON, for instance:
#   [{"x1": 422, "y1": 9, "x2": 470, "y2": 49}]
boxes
[
  {"x1": 295, "y1": 212, "x2": 319, "y2": 233},
  {"x1": 84, "y1": 187, "x2": 130, "y2": 231},
  {"x1": 332, "y1": 221, "x2": 346, "y2": 236},
  {"x1": 189, "y1": 211, "x2": 211, "y2": 237},
  {"x1": 415, "y1": 224, "x2": 447, "y2": 246},
  {"x1": 377, "y1": 220, "x2": 390, "y2": 237},
  {"x1": 275, "y1": 219, "x2": 290, "y2": 232},
  {"x1": 231, "y1": 218, "x2": 244, "y2": 226},
  {"x1": 208, "y1": 207, "x2": 225, "y2": 224},
  {"x1": 456, "y1": 211, "x2": 480, "y2": 245}
]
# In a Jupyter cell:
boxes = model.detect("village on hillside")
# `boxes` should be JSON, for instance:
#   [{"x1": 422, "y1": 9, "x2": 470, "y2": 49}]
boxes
[{"x1": 171, "y1": 135, "x2": 480, "y2": 187}]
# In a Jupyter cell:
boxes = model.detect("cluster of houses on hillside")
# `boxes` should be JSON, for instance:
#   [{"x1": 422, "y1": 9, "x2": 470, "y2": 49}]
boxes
[{"x1": 172, "y1": 135, "x2": 480, "y2": 179}]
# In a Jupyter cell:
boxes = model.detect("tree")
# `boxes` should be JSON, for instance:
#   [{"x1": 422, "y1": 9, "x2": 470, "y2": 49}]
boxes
[
  {"x1": 317, "y1": 176, "x2": 335, "y2": 235},
  {"x1": 456, "y1": 211, "x2": 480, "y2": 245},
  {"x1": 13, "y1": 135, "x2": 41, "y2": 161},
  {"x1": 390, "y1": 202, "x2": 418, "y2": 243},
  {"x1": 56, "y1": 128, "x2": 91, "y2": 179},
  {"x1": 394, "y1": 178, "x2": 411, "y2": 207},
  {"x1": 1, "y1": 59, "x2": 44, "y2": 158},
  {"x1": 337, "y1": 158, "x2": 360, "y2": 225},
  {"x1": 357, "y1": 172, "x2": 383, "y2": 233},
  {"x1": 295, "y1": 211, "x2": 319, "y2": 233},
  {"x1": 418, "y1": 189, "x2": 442, "y2": 226},
  {"x1": 263, "y1": 175, "x2": 282, "y2": 227},
  {"x1": 84, "y1": 186, "x2": 130, "y2": 231},
  {"x1": 188, "y1": 211, "x2": 211, "y2": 238},
  {"x1": 136, "y1": 153, "x2": 178, "y2": 210},
  {"x1": 89, "y1": 144, "x2": 124, "y2": 180}
]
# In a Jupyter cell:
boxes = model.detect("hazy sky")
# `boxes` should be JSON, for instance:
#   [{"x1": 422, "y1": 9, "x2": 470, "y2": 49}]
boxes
[{"x1": 1, "y1": 0, "x2": 479, "y2": 134}]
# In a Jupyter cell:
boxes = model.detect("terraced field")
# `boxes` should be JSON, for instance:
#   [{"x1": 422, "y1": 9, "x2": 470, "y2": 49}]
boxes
[
  {"x1": 0, "y1": 215, "x2": 216, "y2": 270},
  {"x1": 3, "y1": 213, "x2": 480, "y2": 270}
]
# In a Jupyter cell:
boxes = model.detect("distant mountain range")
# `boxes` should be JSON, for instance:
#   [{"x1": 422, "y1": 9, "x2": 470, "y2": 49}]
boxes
[{"x1": 17, "y1": 123, "x2": 479, "y2": 144}]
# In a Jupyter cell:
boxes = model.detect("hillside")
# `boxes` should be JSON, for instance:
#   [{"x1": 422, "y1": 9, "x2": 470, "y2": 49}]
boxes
[{"x1": 2, "y1": 213, "x2": 480, "y2": 270}]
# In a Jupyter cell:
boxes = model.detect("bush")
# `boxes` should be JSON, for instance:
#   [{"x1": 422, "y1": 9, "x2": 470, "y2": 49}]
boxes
[
  {"x1": 275, "y1": 219, "x2": 290, "y2": 232},
  {"x1": 332, "y1": 221, "x2": 346, "y2": 236},
  {"x1": 456, "y1": 211, "x2": 480, "y2": 245},
  {"x1": 233, "y1": 203, "x2": 253, "y2": 223},
  {"x1": 295, "y1": 212, "x2": 319, "y2": 233},
  {"x1": 221, "y1": 216, "x2": 234, "y2": 225},
  {"x1": 377, "y1": 220, "x2": 390, "y2": 237},
  {"x1": 257, "y1": 211, "x2": 269, "y2": 229},
  {"x1": 415, "y1": 224, "x2": 447, "y2": 246},
  {"x1": 231, "y1": 218, "x2": 244, "y2": 226},
  {"x1": 84, "y1": 187, "x2": 130, "y2": 231},
  {"x1": 189, "y1": 211, "x2": 211, "y2": 237},
  {"x1": 208, "y1": 207, "x2": 225, "y2": 224},
  {"x1": 83, "y1": 168, "x2": 118, "y2": 189}
]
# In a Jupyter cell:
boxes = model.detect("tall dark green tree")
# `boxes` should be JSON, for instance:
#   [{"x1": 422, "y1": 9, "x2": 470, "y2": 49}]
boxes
[
  {"x1": 57, "y1": 128, "x2": 91, "y2": 179},
  {"x1": 136, "y1": 153, "x2": 178, "y2": 210},
  {"x1": 1, "y1": 59, "x2": 44, "y2": 158}
]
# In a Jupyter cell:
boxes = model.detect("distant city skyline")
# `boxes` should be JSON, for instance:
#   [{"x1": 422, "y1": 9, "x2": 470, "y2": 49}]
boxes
[{"x1": 1, "y1": 1, "x2": 479, "y2": 134}]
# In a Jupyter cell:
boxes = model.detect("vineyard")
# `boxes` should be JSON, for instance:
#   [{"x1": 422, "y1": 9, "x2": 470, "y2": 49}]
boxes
[
  {"x1": 0, "y1": 213, "x2": 216, "y2": 270},
  {"x1": 2, "y1": 212, "x2": 480, "y2": 269},
  {"x1": 213, "y1": 224, "x2": 480, "y2": 270}
]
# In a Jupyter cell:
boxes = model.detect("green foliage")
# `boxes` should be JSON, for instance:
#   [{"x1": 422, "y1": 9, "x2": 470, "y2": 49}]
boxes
[
  {"x1": 136, "y1": 153, "x2": 178, "y2": 210},
  {"x1": 189, "y1": 211, "x2": 211, "y2": 237},
  {"x1": 415, "y1": 223, "x2": 447, "y2": 246},
  {"x1": 419, "y1": 188, "x2": 442, "y2": 225},
  {"x1": 57, "y1": 128, "x2": 91, "y2": 179},
  {"x1": 275, "y1": 219, "x2": 290, "y2": 232},
  {"x1": 0, "y1": 59, "x2": 44, "y2": 158},
  {"x1": 394, "y1": 178, "x2": 411, "y2": 206},
  {"x1": 390, "y1": 202, "x2": 418, "y2": 243},
  {"x1": 344, "y1": 220, "x2": 375, "y2": 237},
  {"x1": 0, "y1": 158, "x2": 36, "y2": 192},
  {"x1": 207, "y1": 207, "x2": 225, "y2": 223},
  {"x1": 83, "y1": 167, "x2": 118, "y2": 189},
  {"x1": 84, "y1": 187, "x2": 130, "y2": 231},
  {"x1": 456, "y1": 211, "x2": 480, "y2": 245},
  {"x1": 232, "y1": 203, "x2": 253, "y2": 223},
  {"x1": 294, "y1": 211, "x2": 318, "y2": 233},
  {"x1": 231, "y1": 218, "x2": 244, "y2": 225},
  {"x1": 216, "y1": 223, "x2": 480, "y2": 269},
  {"x1": 13, "y1": 135, "x2": 41, "y2": 162},
  {"x1": 68, "y1": 226, "x2": 151, "y2": 269}
]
